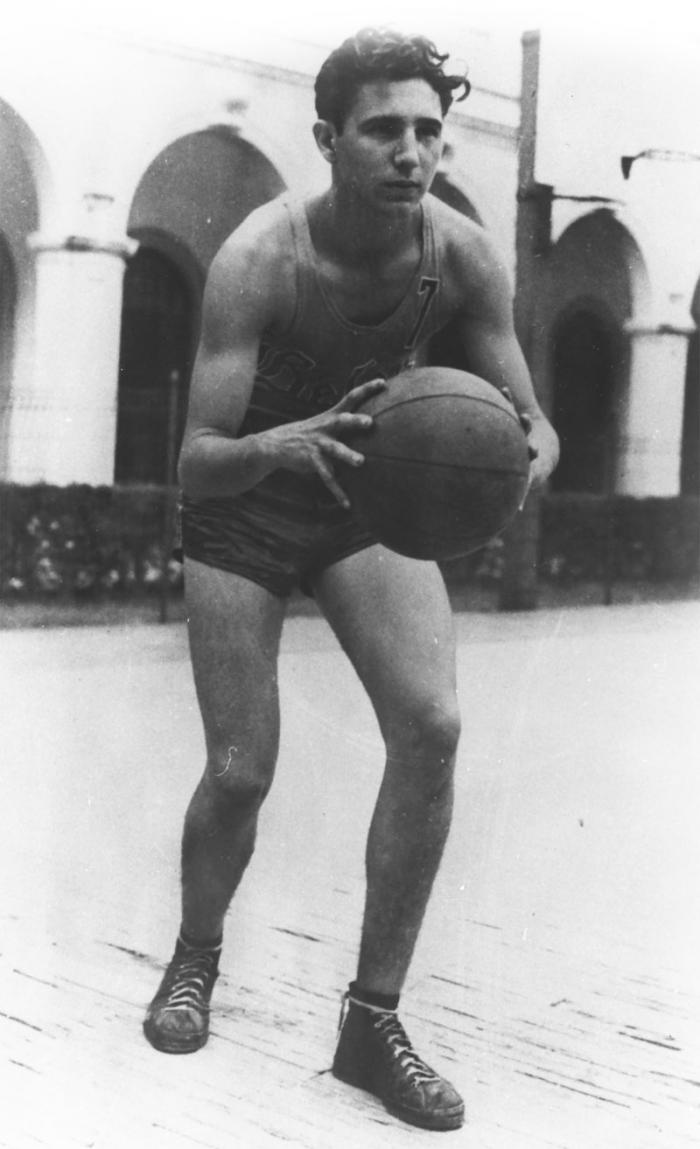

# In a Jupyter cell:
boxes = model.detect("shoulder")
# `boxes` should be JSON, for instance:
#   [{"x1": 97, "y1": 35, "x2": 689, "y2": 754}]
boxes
[
  {"x1": 207, "y1": 196, "x2": 295, "y2": 298},
  {"x1": 428, "y1": 194, "x2": 512, "y2": 304},
  {"x1": 202, "y1": 196, "x2": 297, "y2": 339}
]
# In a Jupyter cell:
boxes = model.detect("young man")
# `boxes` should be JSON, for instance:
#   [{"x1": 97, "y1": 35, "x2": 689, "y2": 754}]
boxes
[{"x1": 144, "y1": 28, "x2": 559, "y2": 1132}]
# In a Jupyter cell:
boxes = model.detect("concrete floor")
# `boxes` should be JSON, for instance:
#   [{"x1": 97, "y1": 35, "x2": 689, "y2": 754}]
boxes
[{"x1": 1, "y1": 599, "x2": 699, "y2": 1147}]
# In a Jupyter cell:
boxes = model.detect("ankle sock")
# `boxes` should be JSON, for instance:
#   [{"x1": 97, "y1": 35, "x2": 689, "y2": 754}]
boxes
[
  {"x1": 179, "y1": 927, "x2": 223, "y2": 952},
  {"x1": 349, "y1": 980, "x2": 400, "y2": 1013}
]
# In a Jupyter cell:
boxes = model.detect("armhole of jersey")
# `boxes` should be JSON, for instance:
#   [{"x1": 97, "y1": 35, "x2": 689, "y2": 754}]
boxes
[{"x1": 278, "y1": 197, "x2": 309, "y2": 339}]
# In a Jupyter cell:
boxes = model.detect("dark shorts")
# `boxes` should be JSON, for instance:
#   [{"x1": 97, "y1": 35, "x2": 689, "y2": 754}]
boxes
[{"x1": 180, "y1": 474, "x2": 377, "y2": 598}]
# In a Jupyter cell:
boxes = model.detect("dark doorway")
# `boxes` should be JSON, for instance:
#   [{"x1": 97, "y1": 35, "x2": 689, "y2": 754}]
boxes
[
  {"x1": 115, "y1": 247, "x2": 195, "y2": 484},
  {"x1": 551, "y1": 309, "x2": 621, "y2": 493}
]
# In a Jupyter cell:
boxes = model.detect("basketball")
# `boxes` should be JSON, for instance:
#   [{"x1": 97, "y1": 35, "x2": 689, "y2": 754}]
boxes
[{"x1": 341, "y1": 367, "x2": 530, "y2": 561}]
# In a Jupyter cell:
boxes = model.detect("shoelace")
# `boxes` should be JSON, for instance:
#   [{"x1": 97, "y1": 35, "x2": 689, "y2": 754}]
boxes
[
  {"x1": 158, "y1": 948, "x2": 219, "y2": 1015},
  {"x1": 338, "y1": 992, "x2": 441, "y2": 1087},
  {"x1": 370, "y1": 1011, "x2": 441, "y2": 1086}
]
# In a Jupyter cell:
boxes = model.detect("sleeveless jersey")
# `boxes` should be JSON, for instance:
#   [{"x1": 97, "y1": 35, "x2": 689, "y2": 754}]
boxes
[{"x1": 237, "y1": 195, "x2": 456, "y2": 438}]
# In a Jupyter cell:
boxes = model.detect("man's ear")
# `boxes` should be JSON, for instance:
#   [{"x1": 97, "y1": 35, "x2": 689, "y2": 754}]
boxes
[{"x1": 313, "y1": 120, "x2": 338, "y2": 164}]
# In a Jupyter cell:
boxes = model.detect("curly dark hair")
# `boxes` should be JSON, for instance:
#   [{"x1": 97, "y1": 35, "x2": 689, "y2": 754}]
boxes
[{"x1": 314, "y1": 27, "x2": 471, "y2": 130}]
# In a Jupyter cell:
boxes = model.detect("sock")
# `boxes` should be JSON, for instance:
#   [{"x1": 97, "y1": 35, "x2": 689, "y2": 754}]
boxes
[
  {"x1": 349, "y1": 980, "x2": 400, "y2": 1013},
  {"x1": 179, "y1": 927, "x2": 223, "y2": 952}
]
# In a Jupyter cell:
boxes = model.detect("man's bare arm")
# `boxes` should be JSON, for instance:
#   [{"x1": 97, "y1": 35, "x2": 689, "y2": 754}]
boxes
[
  {"x1": 447, "y1": 224, "x2": 559, "y2": 487},
  {"x1": 179, "y1": 209, "x2": 385, "y2": 506},
  {"x1": 177, "y1": 220, "x2": 281, "y2": 499}
]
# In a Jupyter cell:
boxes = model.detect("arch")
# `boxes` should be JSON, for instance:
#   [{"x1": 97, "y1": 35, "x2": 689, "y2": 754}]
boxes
[
  {"x1": 0, "y1": 96, "x2": 51, "y2": 237},
  {"x1": 120, "y1": 100, "x2": 297, "y2": 222},
  {"x1": 549, "y1": 301, "x2": 626, "y2": 494},
  {"x1": 545, "y1": 209, "x2": 648, "y2": 324},
  {"x1": 127, "y1": 129, "x2": 286, "y2": 278},
  {"x1": 532, "y1": 210, "x2": 648, "y2": 492}
]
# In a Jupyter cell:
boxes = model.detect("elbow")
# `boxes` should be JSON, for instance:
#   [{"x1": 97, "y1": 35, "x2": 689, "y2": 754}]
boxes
[{"x1": 177, "y1": 437, "x2": 207, "y2": 500}]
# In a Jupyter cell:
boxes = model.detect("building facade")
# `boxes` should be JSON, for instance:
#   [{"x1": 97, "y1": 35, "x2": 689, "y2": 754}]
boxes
[{"x1": 0, "y1": 23, "x2": 697, "y2": 497}]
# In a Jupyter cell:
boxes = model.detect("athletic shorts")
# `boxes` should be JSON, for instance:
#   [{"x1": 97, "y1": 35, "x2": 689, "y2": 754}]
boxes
[{"x1": 180, "y1": 474, "x2": 377, "y2": 598}]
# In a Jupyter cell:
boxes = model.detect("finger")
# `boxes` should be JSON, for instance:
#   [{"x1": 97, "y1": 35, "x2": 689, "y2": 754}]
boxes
[
  {"x1": 315, "y1": 455, "x2": 351, "y2": 509},
  {"x1": 324, "y1": 439, "x2": 366, "y2": 467},
  {"x1": 340, "y1": 378, "x2": 387, "y2": 411},
  {"x1": 332, "y1": 411, "x2": 374, "y2": 436}
]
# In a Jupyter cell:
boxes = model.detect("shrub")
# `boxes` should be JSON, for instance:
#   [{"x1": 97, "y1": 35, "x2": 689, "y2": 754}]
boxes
[
  {"x1": 0, "y1": 484, "x2": 182, "y2": 600},
  {"x1": 539, "y1": 494, "x2": 700, "y2": 583},
  {"x1": 0, "y1": 485, "x2": 697, "y2": 600}
]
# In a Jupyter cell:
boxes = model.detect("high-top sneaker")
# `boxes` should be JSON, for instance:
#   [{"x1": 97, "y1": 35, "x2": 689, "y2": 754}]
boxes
[
  {"x1": 143, "y1": 935, "x2": 221, "y2": 1054},
  {"x1": 332, "y1": 993, "x2": 465, "y2": 1131}
]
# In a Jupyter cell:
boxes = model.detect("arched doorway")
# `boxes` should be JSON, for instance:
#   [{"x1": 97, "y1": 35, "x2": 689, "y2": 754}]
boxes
[
  {"x1": 128, "y1": 129, "x2": 286, "y2": 276},
  {"x1": 115, "y1": 247, "x2": 195, "y2": 484},
  {"x1": 537, "y1": 211, "x2": 647, "y2": 470},
  {"x1": 551, "y1": 307, "x2": 623, "y2": 493}
]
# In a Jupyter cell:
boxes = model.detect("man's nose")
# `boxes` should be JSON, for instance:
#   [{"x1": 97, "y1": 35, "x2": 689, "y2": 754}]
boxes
[{"x1": 394, "y1": 129, "x2": 419, "y2": 167}]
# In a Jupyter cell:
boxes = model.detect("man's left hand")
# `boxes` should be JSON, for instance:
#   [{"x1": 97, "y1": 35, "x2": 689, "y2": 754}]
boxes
[
  {"x1": 522, "y1": 415, "x2": 560, "y2": 489},
  {"x1": 499, "y1": 386, "x2": 560, "y2": 493}
]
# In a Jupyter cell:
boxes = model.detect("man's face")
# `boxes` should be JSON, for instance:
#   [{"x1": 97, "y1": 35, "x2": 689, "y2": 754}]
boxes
[{"x1": 331, "y1": 78, "x2": 444, "y2": 211}]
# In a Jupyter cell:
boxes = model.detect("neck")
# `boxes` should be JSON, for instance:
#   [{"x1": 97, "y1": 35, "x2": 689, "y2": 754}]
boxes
[{"x1": 314, "y1": 186, "x2": 422, "y2": 261}]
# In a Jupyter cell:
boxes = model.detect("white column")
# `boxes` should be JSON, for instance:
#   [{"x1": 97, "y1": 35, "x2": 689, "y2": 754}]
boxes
[
  {"x1": 616, "y1": 323, "x2": 691, "y2": 496},
  {"x1": 7, "y1": 234, "x2": 136, "y2": 485}
]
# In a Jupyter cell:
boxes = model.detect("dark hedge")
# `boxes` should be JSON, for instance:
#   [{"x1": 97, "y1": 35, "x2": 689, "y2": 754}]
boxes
[
  {"x1": 0, "y1": 484, "x2": 697, "y2": 599},
  {"x1": 0, "y1": 484, "x2": 182, "y2": 599},
  {"x1": 538, "y1": 493, "x2": 700, "y2": 583}
]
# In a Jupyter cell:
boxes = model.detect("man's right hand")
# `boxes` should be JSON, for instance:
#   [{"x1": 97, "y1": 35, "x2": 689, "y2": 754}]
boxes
[{"x1": 260, "y1": 378, "x2": 386, "y2": 508}]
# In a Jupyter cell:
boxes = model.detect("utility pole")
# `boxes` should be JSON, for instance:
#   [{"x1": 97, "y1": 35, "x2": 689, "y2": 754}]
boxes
[{"x1": 499, "y1": 30, "x2": 552, "y2": 610}]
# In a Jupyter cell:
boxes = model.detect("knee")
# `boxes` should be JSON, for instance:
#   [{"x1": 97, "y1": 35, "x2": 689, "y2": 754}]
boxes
[
  {"x1": 388, "y1": 695, "x2": 461, "y2": 770},
  {"x1": 204, "y1": 743, "x2": 275, "y2": 808}
]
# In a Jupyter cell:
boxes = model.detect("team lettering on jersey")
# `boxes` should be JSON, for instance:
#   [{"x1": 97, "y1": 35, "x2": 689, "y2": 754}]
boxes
[{"x1": 255, "y1": 276, "x2": 440, "y2": 412}]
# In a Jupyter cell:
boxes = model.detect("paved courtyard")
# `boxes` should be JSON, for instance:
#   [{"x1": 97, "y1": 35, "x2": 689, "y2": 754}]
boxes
[{"x1": 1, "y1": 599, "x2": 699, "y2": 1147}]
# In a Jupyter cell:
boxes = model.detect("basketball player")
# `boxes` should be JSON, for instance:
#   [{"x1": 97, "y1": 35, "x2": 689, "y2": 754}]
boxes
[{"x1": 144, "y1": 28, "x2": 559, "y2": 1131}]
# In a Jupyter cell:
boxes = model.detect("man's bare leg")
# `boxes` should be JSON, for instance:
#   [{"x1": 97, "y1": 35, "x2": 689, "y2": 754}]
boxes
[
  {"x1": 314, "y1": 545, "x2": 464, "y2": 1130},
  {"x1": 180, "y1": 559, "x2": 286, "y2": 940},
  {"x1": 144, "y1": 558, "x2": 286, "y2": 1052},
  {"x1": 314, "y1": 544, "x2": 460, "y2": 994}
]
